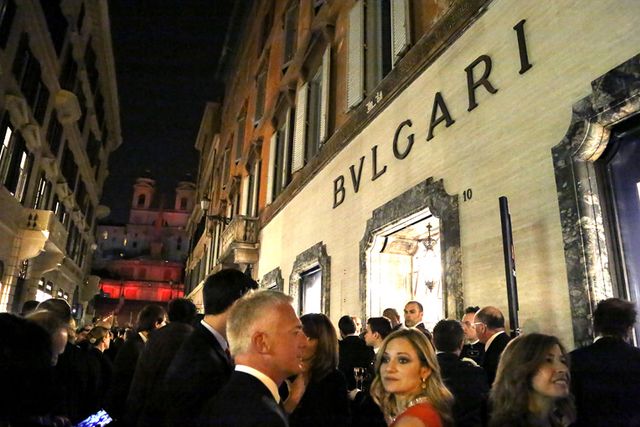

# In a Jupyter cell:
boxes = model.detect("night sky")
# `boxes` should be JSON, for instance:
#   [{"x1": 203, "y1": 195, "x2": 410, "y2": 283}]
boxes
[{"x1": 103, "y1": 1, "x2": 236, "y2": 223}]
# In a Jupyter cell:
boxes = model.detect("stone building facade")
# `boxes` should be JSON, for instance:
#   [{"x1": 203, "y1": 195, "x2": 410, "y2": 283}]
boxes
[
  {"x1": 185, "y1": 0, "x2": 640, "y2": 347},
  {"x1": 0, "y1": 0, "x2": 121, "y2": 316},
  {"x1": 93, "y1": 176, "x2": 193, "y2": 324}
]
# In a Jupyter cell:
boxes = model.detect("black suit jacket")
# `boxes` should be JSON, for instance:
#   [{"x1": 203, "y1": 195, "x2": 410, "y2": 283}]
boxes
[
  {"x1": 201, "y1": 371, "x2": 288, "y2": 427},
  {"x1": 163, "y1": 322, "x2": 233, "y2": 427},
  {"x1": 107, "y1": 333, "x2": 145, "y2": 422},
  {"x1": 125, "y1": 322, "x2": 193, "y2": 427},
  {"x1": 338, "y1": 336, "x2": 374, "y2": 390},
  {"x1": 285, "y1": 369, "x2": 350, "y2": 427},
  {"x1": 481, "y1": 332, "x2": 510, "y2": 386},
  {"x1": 570, "y1": 337, "x2": 640, "y2": 427},
  {"x1": 438, "y1": 352, "x2": 489, "y2": 427}
]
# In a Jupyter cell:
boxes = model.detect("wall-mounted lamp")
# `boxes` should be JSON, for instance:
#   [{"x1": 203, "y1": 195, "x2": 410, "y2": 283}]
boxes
[{"x1": 200, "y1": 196, "x2": 232, "y2": 225}]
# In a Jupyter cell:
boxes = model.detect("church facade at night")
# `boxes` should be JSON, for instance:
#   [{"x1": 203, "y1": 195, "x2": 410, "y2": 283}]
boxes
[
  {"x1": 183, "y1": 0, "x2": 640, "y2": 348},
  {"x1": 92, "y1": 175, "x2": 194, "y2": 324}
]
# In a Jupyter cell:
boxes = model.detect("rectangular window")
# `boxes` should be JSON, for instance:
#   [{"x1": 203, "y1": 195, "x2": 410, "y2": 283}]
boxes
[
  {"x1": 245, "y1": 159, "x2": 261, "y2": 217},
  {"x1": 283, "y1": 3, "x2": 299, "y2": 68},
  {"x1": 235, "y1": 115, "x2": 246, "y2": 162},
  {"x1": 306, "y1": 68, "x2": 323, "y2": 162},
  {"x1": 47, "y1": 115, "x2": 63, "y2": 156},
  {"x1": 40, "y1": 0, "x2": 67, "y2": 54},
  {"x1": 0, "y1": 0, "x2": 16, "y2": 48},
  {"x1": 33, "y1": 172, "x2": 51, "y2": 209},
  {"x1": 299, "y1": 267, "x2": 322, "y2": 315},
  {"x1": 4, "y1": 132, "x2": 32, "y2": 202},
  {"x1": 0, "y1": 117, "x2": 15, "y2": 184},
  {"x1": 259, "y1": 6, "x2": 273, "y2": 54},
  {"x1": 271, "y1": 108, "x2": 294, "y2": 200},
  {"x1": 254, "y1": 66, "x2": 267, "y2": 124}
]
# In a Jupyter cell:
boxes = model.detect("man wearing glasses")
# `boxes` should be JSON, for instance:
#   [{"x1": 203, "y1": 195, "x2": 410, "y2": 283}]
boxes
[{"x1": 473, "y1": 306, "x2": 511, "y2": 386}]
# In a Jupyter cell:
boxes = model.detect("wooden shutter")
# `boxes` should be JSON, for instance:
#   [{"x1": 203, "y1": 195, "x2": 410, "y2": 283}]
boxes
[
  {"x1": 391, "y1": 0, "x2": 411, "y2": 65},
  {"x1": 292, "y1": 82, "x2": 308, "y2": 172},
  {"x1": 347, "y1": 0, "x2": 364, "y2": 110},
  {"x1": 319, "y1": 46, "x2": 331, "y2": 143},
  {"x1": 266, "y1": 132, "x2": 277, "y2": 204}
]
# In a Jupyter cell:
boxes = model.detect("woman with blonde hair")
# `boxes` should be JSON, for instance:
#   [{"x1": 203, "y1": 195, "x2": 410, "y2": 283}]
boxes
[
  {"x1": 490, "y1": 333, "x2": 575, "y2": 427},
  {"x1": 370, "y1": 328, "x2": 453, "y2": 426}
]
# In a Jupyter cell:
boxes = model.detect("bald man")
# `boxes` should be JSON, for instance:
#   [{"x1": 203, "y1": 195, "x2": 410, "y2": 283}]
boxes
[{"x1": 473, "y1": 306, "x2": 511, "y2": 386}]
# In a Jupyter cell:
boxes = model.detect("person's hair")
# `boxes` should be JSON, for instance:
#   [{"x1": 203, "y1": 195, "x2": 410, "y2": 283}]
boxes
[
  {"x1": 382, "y1": 308, "x2": 400, "y2": 322},
  {"x1": 433, "y1": 320, "x2": 464, "y2": 353},
  {"x1": 475, "y1": 306, "x2": 505, "y2": 330},
  {"x1": 338, "y1": 315, "x2": 356, "y2": 335},
  {"x1": 301, "y1": 313, "x2": 338, "y2": 381},
  {"x1": 406, "y1": 300, "x2": 424, "y2": 312},
  {"x1": 36, "y1": 298, "x2": 73, "y2": 324},
  {"x1": 464, "y1": 306, "x2": 480, "y2": 315},
  {"x1": 227, "y1": 290, "x2": 292, "y2": 356},
  {"x1": 203, "y1": 268, "x2": 258, "y2": 315},
  {"x1": 136, "y1": 304, "x2": 166, "y2": 332},
  {"x1": 87, "y1": 326, "x2": 111, "y2": 347},
  {"x1": 490, "y1": 333, "x2": 575, "y2": 427},
  {"x1": 21, "y1": 300, "x2": 40, "y2": 317},
  {"x1": 371, "y1": 329, "x2": 453, "y2": 426},
  {"x1": 26, "y1": 310, "x2": 67, "y2": 337},
  {"x1": 368, "y1": 317, "x2": 392, "y2": 339},
  {"x1": 167, "y1": 298, "x2": 197, "y2": 323},
  {"x1": 593, "y1": 298, "x2": 637, "y2": 338}
]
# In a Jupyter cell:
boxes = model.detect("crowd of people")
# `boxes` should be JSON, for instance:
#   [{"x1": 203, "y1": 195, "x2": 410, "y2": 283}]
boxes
[{"x1": 1, "y1": 268, "x2": 640, "y2": 427}]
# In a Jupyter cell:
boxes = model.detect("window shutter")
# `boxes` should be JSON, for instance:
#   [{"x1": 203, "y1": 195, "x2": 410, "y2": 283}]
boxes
[
  {"x1": 240, "y1": 175, "x2": 249, "y2": 215},
  {"x1": 347, "y1": 0, "x2": 364, "y2": 110},
  {"x1": 292, "y1": 82, "x2": 308, "y2": 172},
  {"x1": 391, "y1": 0, "x2": 411, "y2": 65},
  {"x1": 319, "y1": 46, "x2": 331, "y2": 143},
  {"x1": 266, "y1": 132, "x2": 277, "y2": 204}
]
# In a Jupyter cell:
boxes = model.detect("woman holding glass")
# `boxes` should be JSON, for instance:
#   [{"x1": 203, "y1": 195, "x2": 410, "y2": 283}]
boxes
[
  {"x1": 490, "y1": 333, "x2": 575, "y2": 427},
  {"x1": 282, "y1": 313, "x2": 351, "y2": 427},
  {"x1": 370, "y1": 328, "x2": 453, "y2": 427}
]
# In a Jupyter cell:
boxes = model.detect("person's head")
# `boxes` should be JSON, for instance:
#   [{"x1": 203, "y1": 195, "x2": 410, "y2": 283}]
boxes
[
  {"x1": 593, "y1": 298, "x2": 637, "y2": 339},
  {"x1": 76, "y1": 324, "x2": 92, "y2": 343},
  {"x1": 136, "y1": 304, "x2": 167, "y2": 333},
  {"x1": 433, "y1": 319, "x2": 464, "y2": 354},
  {"x1": 371, "y1": 329, "x2": 453, "y2": 424},
  {"x1": 167, "y1": 298, "x2": 197, "y2": 324},
  {"x1": 461, "y1": 306, "x2": 480, "y2": 342},
  {"x1": 382, "y1": 308, "x2": 401, "y2": 328},
  {"x1": 403, "y1": 301, "x2": 424, "y2": 327},
  {"x1": 474, "y1": 306, "x2": 505, "y2": 343},
  {"x1": 227, "y1": 290, "x2": 305, "y2": 384},
  {"x1": 300, "y1": 313, "x2": 338, "y2": 381},
  {"x1": 36, "y1": 298, "x2": 77, "y2": 342},
  {"x1": 365, "y1": 317, "x2": 392, "y2": 348},
  {"x1": 338, "y1": 315, "x2": 356, "y2": 338},
  {"x1": 203, "y1": 268, "x2": 258, "y2": 315},
  {"x1": 491, "y1": 333, "x2": 574, "y2": 424},
  {"x1": 87, "y1": 326, "x2": 112, "y2": 352},
  {"x1": 26, "y1": 310, "x2": 68, "y2": 366},
  {"x1": 20, "y1": 300, "x2": 40, "y2": 317}
]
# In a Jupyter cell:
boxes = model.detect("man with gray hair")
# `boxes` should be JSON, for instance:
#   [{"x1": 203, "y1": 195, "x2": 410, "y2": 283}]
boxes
[{"x1": 201, "y1": 290, "x2": 306, "y2": 427}]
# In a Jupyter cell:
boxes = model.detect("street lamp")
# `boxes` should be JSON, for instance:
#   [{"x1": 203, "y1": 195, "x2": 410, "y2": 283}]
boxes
[{"x1": 200, "y1": 196, "x2": 232, "y2": 225}]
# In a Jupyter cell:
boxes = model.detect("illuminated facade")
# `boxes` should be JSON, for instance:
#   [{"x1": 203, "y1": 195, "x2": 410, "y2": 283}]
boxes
[
  {"x1": 93, "y1": 176, "x2": 193, "y2": 323},
  {"x1": 0, "y1": 0, "x2": 121, "y2": 315},
  {"x1": 186, "y1": 0, "x2": 640, "y2": 347}
]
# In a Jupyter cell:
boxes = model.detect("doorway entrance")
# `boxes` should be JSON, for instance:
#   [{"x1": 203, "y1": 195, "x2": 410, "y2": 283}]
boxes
[{"x1": 367, "y1": 211, "x2": 443, "y2": 330}]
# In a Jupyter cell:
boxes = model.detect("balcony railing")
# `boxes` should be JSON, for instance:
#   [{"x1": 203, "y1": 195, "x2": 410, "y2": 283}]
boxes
[
  {"x1": 20, "y1": 209, "x2": 69, "y2": 259},
  {"x1": 219, "y1": 215, "x2": 259, "y2": 264}
]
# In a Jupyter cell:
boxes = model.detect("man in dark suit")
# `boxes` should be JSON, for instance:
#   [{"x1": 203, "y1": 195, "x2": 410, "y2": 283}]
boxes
[
  {"x1": 433, "y1": 319, "x2": 489, "y2": 427},
  {"x1": 125, "y1": 298, "x2": 197, "y2": 427},
  {"x1": 460, "y1": 306, "x2": 485, "y2": 365},
  {"x1": 163, "y1": 269, "x2": 258, "y2": 427},
  {"x1": 337, "y1": 315, "x2": 374, "y2": 390},
  {"x1": 201, "y1": 290, "x2": 307, "y2": 427},
  {"x1": 404, "y1": 301, "x2": 433, "y2": 341},
  {"x1": 570, "y1": 298, "x2": 640, "y2": 427},
  {"x1": 474, "y1": 306, "x2": 511, "y2": 386},
  {"x1": 106, "y1": 304, "x2": 166, "y2": 424}
]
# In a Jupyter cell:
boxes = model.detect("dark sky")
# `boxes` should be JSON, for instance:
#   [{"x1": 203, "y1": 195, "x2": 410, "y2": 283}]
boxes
[{"x1": 103, "y1": 1, "x2": 236, "y2": 223}]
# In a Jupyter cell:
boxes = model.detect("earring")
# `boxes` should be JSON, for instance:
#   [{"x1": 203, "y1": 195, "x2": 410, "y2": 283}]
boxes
[{"x1": 421, "y1": 377, "x2": 427, "y2": 389}]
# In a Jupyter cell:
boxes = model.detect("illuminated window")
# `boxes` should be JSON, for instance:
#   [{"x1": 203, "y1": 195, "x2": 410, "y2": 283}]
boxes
[{"x1": 102, "y1": 231, "x2": 108, "y2": 240}]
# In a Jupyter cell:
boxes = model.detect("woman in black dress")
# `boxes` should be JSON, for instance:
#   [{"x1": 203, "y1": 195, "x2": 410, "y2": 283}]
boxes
[{"x1": 282, "y1": 313, "x2": 350, "y2": 427}]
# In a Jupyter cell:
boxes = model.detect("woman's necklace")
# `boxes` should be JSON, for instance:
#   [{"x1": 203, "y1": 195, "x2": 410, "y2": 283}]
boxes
[{"x1": 389, "y1": 396, "x2": 431, "y2": 424}]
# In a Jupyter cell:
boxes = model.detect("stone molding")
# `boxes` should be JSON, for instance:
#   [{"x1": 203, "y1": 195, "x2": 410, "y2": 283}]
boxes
[{"x1": 288, "y1": 242, "x2": 331, "y2": 315}]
